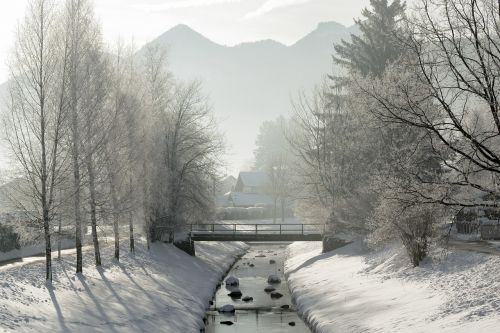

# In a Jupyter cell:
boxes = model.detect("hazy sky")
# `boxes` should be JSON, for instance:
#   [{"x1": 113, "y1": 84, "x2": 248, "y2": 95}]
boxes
[{"x1": 0, "y1": 0, "x2": 371, "y2": 83}]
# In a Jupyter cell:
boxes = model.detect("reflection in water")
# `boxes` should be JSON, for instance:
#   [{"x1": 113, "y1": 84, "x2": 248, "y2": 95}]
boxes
[{"x1": 204, "y1": 243, "x2": 310, "y2": 333}]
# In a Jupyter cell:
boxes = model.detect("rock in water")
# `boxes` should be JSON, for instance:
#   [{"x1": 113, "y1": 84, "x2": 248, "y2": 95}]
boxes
[
  {"x1": 280, "y1": 304, "x2": 290, "y2": 309},
  {"x1": 264, "y1": 285, "x2": 276, "y2": 292},
  {"x1": 228, "y1": 289, "x2": 242, "y2": 298},
  {"x1": 267, "y1": 274, "x2": 281, "y2": 284},
  {"x1": 255, "y1": 254, "x2": 266, "y2": 257},
  {"x1": 269, "y1": 259, "x2": 276, "y2": 264},
  {"x1": 242, "y1": 296, "x2": 253, "y2": 302},
  {"x1": 225, "y1": 276, "x2": 239, "y2": 286},
  {"x1": 270, "y1": 291, "x2": 283, "y2": 299},
  {"x1": 218, "y1": 304, "x2": 235, "y2": 313},
  {"x1": 289, "y1": 321, "x2": 296, "y2": 326},
  {"x1": 220, "y1": 321, "x2": 234, "y2": 325},
  {"x1": 249, "y1": 263, "x2": 255, "y2": 267}
]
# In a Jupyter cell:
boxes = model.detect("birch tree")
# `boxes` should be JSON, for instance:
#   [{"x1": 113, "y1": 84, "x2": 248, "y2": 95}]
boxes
[
  {"x1": 6, "y1": 0, "x2": 67, "y2": 281},
  {"x1": 63, "y1": 0, "x2": 103, "y2": 272}
]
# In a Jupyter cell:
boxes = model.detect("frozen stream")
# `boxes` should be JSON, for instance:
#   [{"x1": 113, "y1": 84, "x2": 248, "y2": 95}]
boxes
[{"x1": 204, "y1": 243, "x2": 310, "y2": 332}]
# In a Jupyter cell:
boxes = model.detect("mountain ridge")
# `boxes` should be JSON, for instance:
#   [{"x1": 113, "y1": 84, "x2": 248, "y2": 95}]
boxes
[{"x1": 140, "y1": 21, "x2": 356, "y2": 173}]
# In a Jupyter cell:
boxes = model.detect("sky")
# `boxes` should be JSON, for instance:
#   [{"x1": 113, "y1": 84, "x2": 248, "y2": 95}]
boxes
[{"x1": 0, "y1": 0, "x2": 371, "y2": 83}]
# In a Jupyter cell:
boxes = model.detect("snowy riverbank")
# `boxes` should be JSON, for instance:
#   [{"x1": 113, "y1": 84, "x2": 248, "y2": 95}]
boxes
[
  {"x1": 285, "y1": 241, "x2": 500, "y2": 333},
  {"x1": 0, "y1": 239, "x2": 248, "y2": 332}
]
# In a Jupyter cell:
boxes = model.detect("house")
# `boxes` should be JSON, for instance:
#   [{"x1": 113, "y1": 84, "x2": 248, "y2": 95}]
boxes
[
  {"x1": 234, "y1": 171, "x2": 270, "y2": 194},
  {"x1": 215, "y1": 175, "x2": 236, "y2": 196},
  {"x1": 216, "y1": 171, "x2": 273, "y2": 208}
]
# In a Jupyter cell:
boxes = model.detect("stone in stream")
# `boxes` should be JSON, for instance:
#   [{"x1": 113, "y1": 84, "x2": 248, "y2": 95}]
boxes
[
  {"x1": 220, "y1": 321, "x2": 234, "y2": 325},
  {"x1": 225, "y1": 276, "x2": 239, "y2": 286},
  {"x1": 228, "y1": 289, "x2": 242, "y2": 298},
  {"x1": 267, "y1": 274, "x2": 281, "y2": 284},
  {"x1": 270, "y1": 291, "x2": 283, "y2": 299},
  {"x1": 218, "y1": 304, "x2": 235, "y2": 313},
  {"x1": 289, "y1": 321, "x2": 296, "y2": 326},
  {"x1": 264, "y1": 285, "x2": 276, "y2": 292},
  {"x1": 269, "y1": 259, "x2": 276, "y2": 264},
  {"x1": 242, "y1": 296, "x2": 253, "y2": 302},
  {"x1": 280, "y1": 304, "x2": 290, "y2": 309},
  {"x1": 249, "y1": 263, "x2": 255, "y2": 267},
  {"x1": 255, "y1": 254, "x2": 266, "y2": 258}
]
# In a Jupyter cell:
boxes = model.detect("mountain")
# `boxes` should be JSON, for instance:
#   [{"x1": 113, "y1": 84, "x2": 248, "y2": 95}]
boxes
[
  {"x1": 140, "y1": 22, "x2": 357, "y2": 174},
  {"x1": 0, "y1": 23, "x2": 356, "y2": 175}
]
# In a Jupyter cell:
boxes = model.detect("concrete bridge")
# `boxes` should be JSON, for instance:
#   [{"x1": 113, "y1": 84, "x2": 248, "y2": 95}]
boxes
[{"x1": 188, "y1": 223, "x2": 325, "y2": 242}]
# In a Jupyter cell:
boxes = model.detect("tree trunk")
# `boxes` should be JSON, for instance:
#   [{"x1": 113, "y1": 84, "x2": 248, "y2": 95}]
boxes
[
  {"x1": 58, "y1": 218, "x2": 62, "y2": 260},
  {"x1": 128, "y1": 177, "x2": 135, "y2": 252},
  {"x1": 273, "y1": 197, "x2": 277, "y2": 223},
  {"x1": 43, "y1": 215, "x2": 52, "y2": 281},
  {"x1": 129, "y1": 212, "x2": 135, "y2": 252},
  {"x1": 281, "y1": 198, "x2": 285, "y2": 222},
  {"x1": 108, "y1": 169, "x2": 120, "y2": 261},
  {"x1": 86, "y1": 154, "x2": 101, "y2": 266},
  {"x1": 71, "y1": 99, "x2": 83, "y2": 274}
]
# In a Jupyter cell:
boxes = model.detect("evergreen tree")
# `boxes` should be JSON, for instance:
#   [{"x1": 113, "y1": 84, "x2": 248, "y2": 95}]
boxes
[{"x1": 333, "y1": 0, "x2": 406, "y2": 77}]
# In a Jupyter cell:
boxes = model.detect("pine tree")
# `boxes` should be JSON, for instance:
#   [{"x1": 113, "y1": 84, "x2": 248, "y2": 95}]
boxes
[{"x1": 333, "y1": 0, "x2": 406, "y2": 77}]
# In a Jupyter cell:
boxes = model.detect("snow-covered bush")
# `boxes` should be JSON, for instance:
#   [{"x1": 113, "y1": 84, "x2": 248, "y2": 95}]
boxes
[
  {"x1": 247, "y1": 207, "x2": 265, "y2": 219},
  {"x1": 222, "y1": 207, "x2": 248, "y2": 220},
  {"x1": 368, "y1": 199, "x2": 444, "y2": 266}
]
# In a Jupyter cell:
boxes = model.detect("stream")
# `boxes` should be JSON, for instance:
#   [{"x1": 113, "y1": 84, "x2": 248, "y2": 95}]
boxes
[{"x1": 204, "y1": 243, "x2": 311, "y2": 332}]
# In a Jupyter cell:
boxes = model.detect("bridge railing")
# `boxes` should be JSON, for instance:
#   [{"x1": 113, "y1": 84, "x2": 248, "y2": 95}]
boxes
[{"x1": 189, "y1": 223, "x2": 325, "y2": 236}]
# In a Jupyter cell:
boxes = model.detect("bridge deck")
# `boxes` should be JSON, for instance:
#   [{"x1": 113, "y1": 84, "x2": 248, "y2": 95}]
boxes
[{"x1": 188, "y1": 223, "x2": 324, "y2": 242}]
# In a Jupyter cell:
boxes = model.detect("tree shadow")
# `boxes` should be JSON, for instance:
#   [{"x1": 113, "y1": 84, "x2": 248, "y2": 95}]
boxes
[
  {"x1": 76, "y1": 273, "x2": 121, "y2": 333},
  {"x1": 46, "y1": 283, "x2": 70, "y2": 332},
  {"x1": 96, "y1": 267, "x2": 136, "y2": 320}
]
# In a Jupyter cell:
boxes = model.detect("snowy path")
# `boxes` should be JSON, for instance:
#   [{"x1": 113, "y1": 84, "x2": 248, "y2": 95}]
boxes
[
  {"x1": 0, "y1": 239, "x2": 248, "y2": 332},
  {"x1": 0, "y1": 245, "x2": 94, "y2": 271},
  {"x1": 285, "y1": 242, "x2": 500, "y2": 333}
]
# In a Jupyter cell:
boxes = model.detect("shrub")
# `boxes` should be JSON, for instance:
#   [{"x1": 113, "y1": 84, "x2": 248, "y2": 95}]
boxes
[
  {"x1": 0, "y1": 223, "x2": 21, "y2": 253},
  {"x1": 368, "y1": 200, "x2": 443, "y2": 267}
]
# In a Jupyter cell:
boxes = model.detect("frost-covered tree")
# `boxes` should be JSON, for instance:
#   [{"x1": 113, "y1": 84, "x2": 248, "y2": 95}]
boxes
[
  {"x1": 360, "y1": 0, "x2": 500, "y2": 208},
  {"x1": 253, "y1": 116, "x2": 295, "y2": 222},
  {"x1": 334, "y1": 0, "x2": 406, "y2": 78},
  {"x1": 6, "y1": 0, "x2": 68, "y2": 281},
  {"x1": 290, "y1": 83, "x2": 373, "y2": 235}
]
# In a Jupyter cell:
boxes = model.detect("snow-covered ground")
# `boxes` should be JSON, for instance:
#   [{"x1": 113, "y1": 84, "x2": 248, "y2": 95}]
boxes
[
  {"x1": 285, "y1": 241, "x2": 500, "y2": 333},
  {"x1": 0, "y1": 239, "x2": 248, "y2": 332}
]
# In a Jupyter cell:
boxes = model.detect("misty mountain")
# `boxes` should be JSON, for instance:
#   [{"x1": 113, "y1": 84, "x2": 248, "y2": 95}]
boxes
[
  {"x1": 0, "y1": 22, "x2": 356, "y2": 174},
  {"x1": 140, "y1": 22, "x2": 357, "y2": 172}
]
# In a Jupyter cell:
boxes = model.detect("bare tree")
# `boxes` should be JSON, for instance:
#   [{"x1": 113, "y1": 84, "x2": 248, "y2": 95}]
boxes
[
  {"x1": 158, "y1": 82, "x2": 224, "y2": 241},
  {"x1": 357, "y1": 0, "x2": 500, "y2": 208},
  {"x1": 6, "y1": 0, "x2": 67, "y2": 281},
  {"x1": 63, "y1": 0, "x2": 104, "y2": 272},
  {"x1": 290, "y1": 83, "x2": 370, "y2": 233}
]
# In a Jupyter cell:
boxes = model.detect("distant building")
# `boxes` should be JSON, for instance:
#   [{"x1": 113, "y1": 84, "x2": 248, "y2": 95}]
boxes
[
  {"x1": 234, "y1": 171, "x2": 270, "y2": 194},
  {"x1": 216, "y1": 171, "x2": 273, "y2": 208},
  {"x1": 215, "y1": 175, "x2": 237, "y2": 196}
]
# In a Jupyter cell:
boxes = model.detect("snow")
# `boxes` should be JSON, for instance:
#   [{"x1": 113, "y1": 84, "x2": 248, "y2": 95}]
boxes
[
  {"x1": 0, "y1": 239, "x2": 248, "y2": 332},
  {"x1": 285, "y1": 241, "x2": 500, "y2": 333}
]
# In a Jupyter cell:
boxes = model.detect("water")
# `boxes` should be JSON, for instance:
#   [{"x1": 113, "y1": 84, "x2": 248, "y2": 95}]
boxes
[{"x1": 204, "y1": 243, "x2": 310, "y2": 333}]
